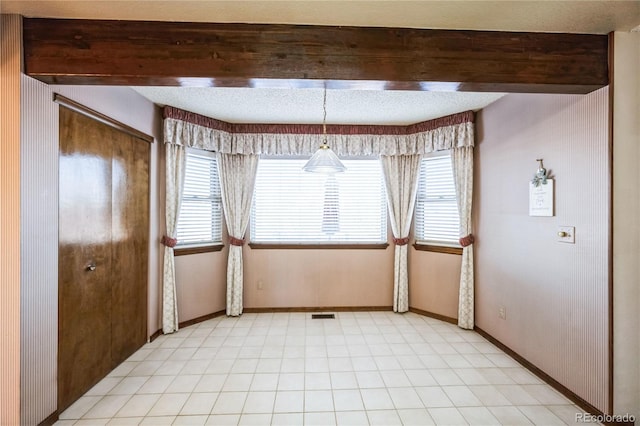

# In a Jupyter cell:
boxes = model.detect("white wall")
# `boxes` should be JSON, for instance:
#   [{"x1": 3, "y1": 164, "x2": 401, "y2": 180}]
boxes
[{"x1": 612, "y1": 30, "x2": 640, "y2": 418}]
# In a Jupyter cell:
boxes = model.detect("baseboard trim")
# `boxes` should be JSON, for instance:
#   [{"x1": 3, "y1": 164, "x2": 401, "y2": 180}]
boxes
[
  {"x1": 474, "y1": 326, "x2": 610, "y2": 420},
  {"x1": 149, "y1": 329, "x2": 162, "y2": 342},
  {"x1": 149, "y1": 309, "x2": 227, "y2": 341},
  {"x1": 408, "y1": 307, "x2": 458, "y2": 325},
  {"x1": 409, "y1": 312, "x2": 633, "y2": 425},
  {"x1": 243, "y1": 306, "x2": 393, "y2": 313},
  {"x1": 38, "y1": 410, "x2": 58, "y2": 426},
  {"x1": 179, "y1": 310, "x2": 226, "y2": 328}
]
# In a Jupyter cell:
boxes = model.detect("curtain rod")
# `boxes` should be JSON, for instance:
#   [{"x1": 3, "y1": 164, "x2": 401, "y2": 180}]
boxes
[{"x1": 53, "y1": 93, "x2": 154, "y2": 143}]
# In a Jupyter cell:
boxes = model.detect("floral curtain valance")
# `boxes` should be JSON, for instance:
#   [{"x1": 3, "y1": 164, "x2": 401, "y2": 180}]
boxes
[{"x1": 163, "y1": 106, "x2": 474, "y2": 156}]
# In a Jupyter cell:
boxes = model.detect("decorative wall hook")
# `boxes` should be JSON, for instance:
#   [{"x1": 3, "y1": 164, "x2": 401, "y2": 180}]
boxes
[{"x1": 531, "y1": 158, "x2": 549, "y2": 187}]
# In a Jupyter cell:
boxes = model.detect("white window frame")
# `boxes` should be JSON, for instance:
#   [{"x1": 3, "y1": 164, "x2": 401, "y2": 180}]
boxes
[
  {"x1": 414, "y1": 151, "x2": 461, "y2": 248},
  {"x1": 250, "y1": 156, "x2": 388, "y2": 246},
  {"x1": 175, "y1": 148, "x2": 223, "y2": 249}
]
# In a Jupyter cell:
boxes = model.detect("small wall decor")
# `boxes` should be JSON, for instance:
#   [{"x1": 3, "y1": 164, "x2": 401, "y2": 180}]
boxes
[
  {"x1": 531, "y1": 159, "x2": 549, "y2": 187},
  {"x1": 529, "y1": 159, "x2": 554, "y2": 216}
]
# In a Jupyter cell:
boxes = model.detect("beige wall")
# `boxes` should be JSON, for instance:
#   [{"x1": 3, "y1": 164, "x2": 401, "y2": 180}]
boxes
[
  {"x1": 243, "y1": 246, "x2": 395, "y2": 308},
  {"x1": 408, "y1": 250, "x2": 461, "y2": 319},
  {"x1": 173, "y1": 235, "x2": 397, "y2": 320},
  {"x1": 475, "y1": 88, "x2": 610, "y2": 412},
  {"x1": 0, "y1": 14, "x2": 22, "y2": 426},
  {"x1": 175, "y1": 250, "x2": 228, "y2": 320},
  {"x1": 612, "y1": 31, "x2": 640, "y2": 418}
]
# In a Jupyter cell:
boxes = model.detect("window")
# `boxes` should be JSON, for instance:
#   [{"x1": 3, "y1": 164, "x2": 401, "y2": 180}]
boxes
[
  {"x1": 176, "y1": 149, "x2": 222, "y2": 247},
  {"x1": 251, "y1": 158, "x2": 387, "y2": 244},
  {"x1": 415, "y1": 152, "x2": 460, "y2": 246}
]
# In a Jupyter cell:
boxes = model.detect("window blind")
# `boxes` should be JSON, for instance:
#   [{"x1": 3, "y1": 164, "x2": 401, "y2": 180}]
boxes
[
  {"x1": 415, "y1": 153, "x2": 461, "y2": 245},
  {"x1": 176, "y1": 150, "x2": 222, "y2": 246},
  {"x1": 251, "y1": 158, "x2": 387, "y2": 243}
]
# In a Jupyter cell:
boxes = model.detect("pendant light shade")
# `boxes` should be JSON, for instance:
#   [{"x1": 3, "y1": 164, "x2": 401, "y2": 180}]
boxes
[
  {"x1": 303, "y1": 143, "x2": 347, "y2": 173},
  {"x1": 303, "y1": 88, "x2": 347, "y2": 174}
]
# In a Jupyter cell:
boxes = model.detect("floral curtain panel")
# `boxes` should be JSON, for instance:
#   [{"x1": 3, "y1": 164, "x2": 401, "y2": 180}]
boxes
[
  {"x1": 451, "y1": 147, "x2": 475, "y2": 329},
  {"x1": 161, "y1": 143, "x2": 186, "y2": 333},
  {"x1": 380, "y1": 154, "x2": 423, "y2": 313},
  {"x1": 217, "y1": 153, "x2": 259, "y2": 317}
]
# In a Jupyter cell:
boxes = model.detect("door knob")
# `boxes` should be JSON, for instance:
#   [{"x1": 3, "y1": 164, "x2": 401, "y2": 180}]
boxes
[{"x1": 86, "y1": 262, "x2": 96, "y2": 272}]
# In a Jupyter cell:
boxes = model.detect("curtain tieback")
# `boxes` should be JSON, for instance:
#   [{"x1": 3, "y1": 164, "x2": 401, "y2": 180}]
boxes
[
  {"x1": 229, "y1": 236, "x2": 245, "y2": 246},
  {"x1": 161, "y1": 235, "x2": 178, "y2": 248},
  {"x1": 459, "y1": 234, "x2": 474, "y2": 248},
  {"x1": 393, "y1": 236, "x2": 410, "y2": 246}
]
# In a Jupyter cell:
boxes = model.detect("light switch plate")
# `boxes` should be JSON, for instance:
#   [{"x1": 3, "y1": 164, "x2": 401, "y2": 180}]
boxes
[{"x1": 558, "y1": 226, "x2": 575, "y2": 243}]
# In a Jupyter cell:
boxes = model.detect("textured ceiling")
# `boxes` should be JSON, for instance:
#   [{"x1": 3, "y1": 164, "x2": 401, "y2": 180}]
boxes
[
  {"x1": 7, "y1": 0, "x2": 637, "y2": 124},
  {"x1": 132, "y1": 87, "x2": 505, "y2": 125},
  {"x1": 3, "y1": 0, "x2": 639, "y2": 33}
]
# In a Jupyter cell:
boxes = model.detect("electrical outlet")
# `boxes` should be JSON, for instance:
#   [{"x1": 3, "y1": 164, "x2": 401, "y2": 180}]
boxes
[
  {"x1": 498, "y1": 306, "x2": 506, "y2": 320},
  {"x1": 257, "y1": 280, "x2": 264, "y2": 290}
]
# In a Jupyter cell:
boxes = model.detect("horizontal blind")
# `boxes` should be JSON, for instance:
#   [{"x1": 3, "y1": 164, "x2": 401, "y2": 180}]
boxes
[
  {"x1": 415, "y1": 154, "x2": 461, "y2": 245},
  {"x1": 176, "y1": 151, "x2": 222, "y2": 246},
  {"x1": 251, "y1": 159, "x2": 387, "y2": 243}
]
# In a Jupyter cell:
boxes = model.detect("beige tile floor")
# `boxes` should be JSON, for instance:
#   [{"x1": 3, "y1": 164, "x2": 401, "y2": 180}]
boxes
[{"x1": 54, "y1": 311, "x2": 590, "y2": 425}]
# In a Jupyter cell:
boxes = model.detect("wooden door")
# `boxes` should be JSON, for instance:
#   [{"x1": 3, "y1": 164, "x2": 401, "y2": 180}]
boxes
[
  {"x1": 58, "y1": 107, "x2": 114, "y2": 411},
  {"x1": 58, "y1": 106, "x2": 149, "y2": 411},
  {"x1": 110, "y1": 123, "x2": 149, "y2": 366}
]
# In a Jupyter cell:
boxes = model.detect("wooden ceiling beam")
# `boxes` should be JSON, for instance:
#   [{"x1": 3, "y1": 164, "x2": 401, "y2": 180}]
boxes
[{"x1": 23, "y1": 18, "x2": 609, "y2": 94}]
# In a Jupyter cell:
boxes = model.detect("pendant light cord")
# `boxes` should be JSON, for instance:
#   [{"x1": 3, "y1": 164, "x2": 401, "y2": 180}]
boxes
[
  {"x1": 302, "y1": 86, "x2": 347, "y2": 173},
  {"x1": 322, "y1": 87, "x2": 327, "y2": 140}
]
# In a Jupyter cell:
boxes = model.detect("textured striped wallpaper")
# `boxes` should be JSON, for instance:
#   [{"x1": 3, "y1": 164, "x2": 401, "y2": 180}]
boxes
[
  {"x1": 1, "y1": 14, "x2": 23, "y2": 426},
  {"x1": 475, "y1": 88, "x2": 610, "y2": 412},
  {"x1": 20, "y1": 75, "x2": 60, "y2": 426}
]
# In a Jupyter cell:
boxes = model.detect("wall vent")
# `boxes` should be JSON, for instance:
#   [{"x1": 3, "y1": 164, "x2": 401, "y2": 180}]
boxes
[{"x1": 311, "y1": 314, "x2": 335, "y2": 319}]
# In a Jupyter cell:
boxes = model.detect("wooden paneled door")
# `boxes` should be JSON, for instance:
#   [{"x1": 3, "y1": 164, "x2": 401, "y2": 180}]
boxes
[
  {"x1": 58, "y1": 106, "x2": 149, "y2": 412},
  {"x1": 110, "y1": 126, "x2": 150, "y2": 366}
]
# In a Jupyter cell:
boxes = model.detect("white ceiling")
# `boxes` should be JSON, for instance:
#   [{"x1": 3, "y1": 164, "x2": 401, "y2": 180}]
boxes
[
  {"x1": 133, "y1": 87, "x2": 505, "y2": 125},
  {"x1": 6, "y1": 0, "x2": 638, "y2": 125}
]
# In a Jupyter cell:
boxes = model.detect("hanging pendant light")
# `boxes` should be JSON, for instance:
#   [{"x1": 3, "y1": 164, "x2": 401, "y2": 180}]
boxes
[{"x1": 303, "y1": 88, "x2": 347, "y2": 173}]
